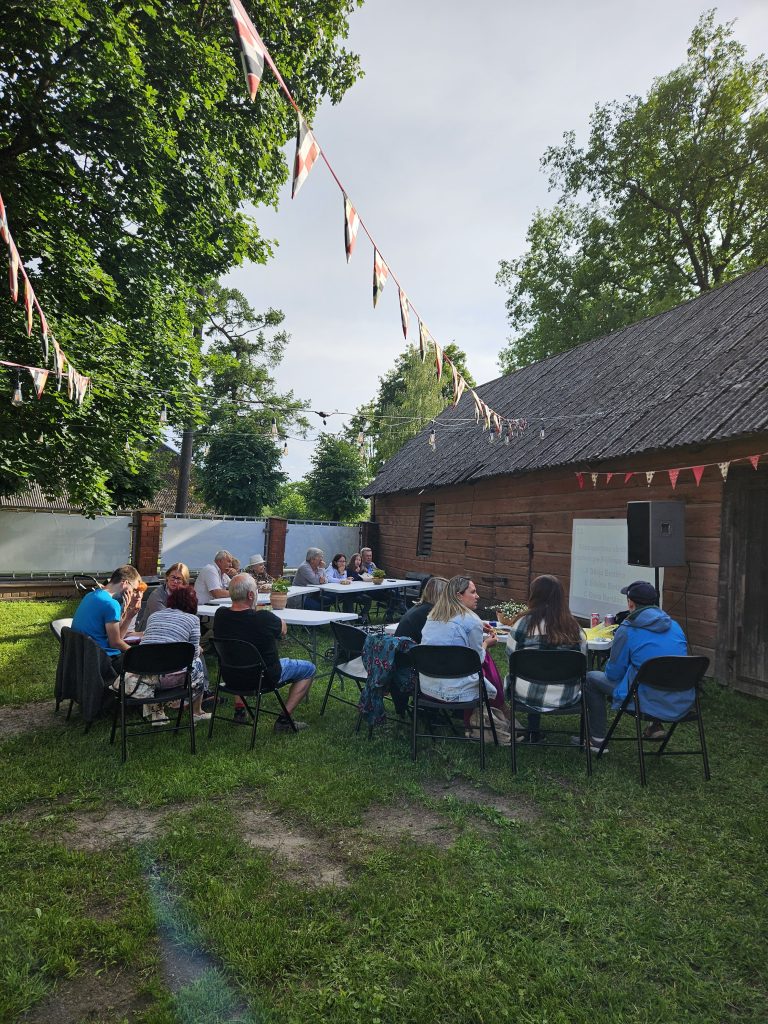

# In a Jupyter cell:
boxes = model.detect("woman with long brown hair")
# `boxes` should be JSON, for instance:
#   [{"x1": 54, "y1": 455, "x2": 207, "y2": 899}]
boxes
[{"x1": 506, "y1": 574, "x2": 587, "y2": 741}]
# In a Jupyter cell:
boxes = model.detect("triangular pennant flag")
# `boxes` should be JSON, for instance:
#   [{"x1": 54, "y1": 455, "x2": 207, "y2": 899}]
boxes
[
  {"x1": 229, "y1": 0, "x2": 266, "y2": 101},
  {"x1": 606, "y1": 472, "x2": 613, "y2": 484},
  {"x1": 28, "y1": 367, "x2": 48, "y2": 399},
  {"x1": 23, "y1": 276, "x2": 35, "y2": 336},
  {"x1": 591, "y1": 473, "x2": 598, "y2": 487},
  {"x1": 76, "y1": 374, "x2": 90, "y2": 405},
  {"x1": 37, "y1": 304, "x2": 49, "y2": 363},
  {"x1": 0, "y1": 193, "x2": 8, "y2": 244},
  {"x1": 343, "y1": 195, "x2": 360, "y2": 262},
  {"x1": 749, "y1": 454, "x2": 760, "y2": 470},
  {"x1": 719, "y1": 461, "x2": 730, "y2": 481},
  {"x1": 646, "y1": 471, "x2": 655, "y2": 487},
  {"x1": 471, "y1": 390, "x2": 483, "y2": 424},
  {"x1": 398, "y1": 288, "x2": 410, "y2": 339},
  {"x1": 433, "y1": 340, "x2": 443, "y2": 381},
  {"x1": 450, "y1": 362, "x2": 465, "y2": 407},
  {"x1": 576, "y1": 472, "x2": 585, "y2": 490},
  {"x1": 8, "y1": 241, "x2": 19, "y2": 302},
  {"x1": 372, "y1": 249, "x2": 388, "y2": 307},
  {"x1": 482, "y1": 402, "x2": 492, "y2": 431},
  {"x1": 67, "y1": 366, "x2": 75, "y2": 400},
  {"x1": 691, "y1": 465, "x2": 705, "y2": 486},
  {"x1": 624, "y1": 472, "x2": 634, "y2": 484},
  {"x1": 668, "y1": 468, "x2": 680, "y2": 490},
  {"x1": 52, "y1": 338, "x2": 65, "y2": 388},
  {"x1": 418, "y1": 320, "x2": 431, "y2": 362},
  {"x1": 291, "y1": 116, "x2": 320, "y2": 198}
]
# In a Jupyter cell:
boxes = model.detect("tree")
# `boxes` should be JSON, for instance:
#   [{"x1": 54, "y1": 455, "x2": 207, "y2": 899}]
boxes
[
  {"x1": 196, "y1": 421, "x2": 285, "y2": 517},
  {"x1": 0, "y1": 0, "x2": 361, "y2": 511},
  {"x1": 264, "y1": 481, "x2": 311, "y2": 520},
  {"x1": 497, "y1": 12, "x2": 768, "y2": 371},
  {"x1": 307, "y1": 435, "x2": 368, "y2": 522},
  {"x1": 347, "y1": 343, "x2": 475, "y2": 473}
]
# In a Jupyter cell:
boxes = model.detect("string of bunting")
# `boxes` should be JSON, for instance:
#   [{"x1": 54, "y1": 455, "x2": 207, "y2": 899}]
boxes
[
  {"x1": 229, "y1": 0, "x2": 521, "y2": 445},
  {"x1": 0, "y1": 192, "x2": 90, "y2": 405},
  {"x1": 575, "y1": 452, "x2": 764, "y2": 491}
]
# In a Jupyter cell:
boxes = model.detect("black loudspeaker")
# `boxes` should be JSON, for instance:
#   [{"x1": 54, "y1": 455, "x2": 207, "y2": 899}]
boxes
[{"x1": 627, "y1": 501, "x2": 686, "y2": 567}]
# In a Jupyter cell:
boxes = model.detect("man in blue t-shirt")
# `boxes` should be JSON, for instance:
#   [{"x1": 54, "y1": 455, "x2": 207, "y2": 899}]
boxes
[{"x1": 71, "y1": 565, "x2": 143, "y2": 658}]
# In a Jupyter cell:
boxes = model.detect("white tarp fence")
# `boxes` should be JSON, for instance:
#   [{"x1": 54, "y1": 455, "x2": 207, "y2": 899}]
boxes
[
  {"x1": 161, "y1": 518, "x2": 266, "y2": 572},
  {"x1": 0, "y1": 511, "x2": 132, "y2": 573},
  {"x1": 284, "y1": 522, "x2": 362, "y2": 570}
]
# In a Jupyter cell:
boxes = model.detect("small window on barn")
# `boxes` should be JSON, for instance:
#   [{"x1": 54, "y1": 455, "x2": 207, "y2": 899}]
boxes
[{"x1": 417, "y1": 503, "x2": 435, "y2": 556}]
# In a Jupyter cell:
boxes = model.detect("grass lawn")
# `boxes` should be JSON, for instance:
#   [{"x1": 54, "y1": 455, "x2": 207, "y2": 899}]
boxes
[{"x1": 0, "y1": 600, "x2": 766, "y2": 1023}]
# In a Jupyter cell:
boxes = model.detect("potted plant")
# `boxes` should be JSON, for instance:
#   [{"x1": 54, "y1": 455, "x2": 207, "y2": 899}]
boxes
[
  {"x1": 269, "y1": 577, "x2": 291, "y2": 610},
  {"x1": 372, "y1": 568, "x2": 386, "y2": 585},
  {"x1": 489, "y1": 600, "x2": 527, "y2": 626}
]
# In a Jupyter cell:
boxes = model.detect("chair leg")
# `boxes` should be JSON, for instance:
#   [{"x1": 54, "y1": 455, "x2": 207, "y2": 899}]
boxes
[
  {"x1": 633, "y1": 692, "x2": 647, "y2": 787},
  {"x1": 411, "y1": 695, "x2": 419, "y2": 761},
  {"x1": 657, "y1": 721, "x2": 677, "y2": 756},
  {"x1": 66, "y1": 699, "x2": 74, "y2": 722},
  {"x1": 120, "y1": 692, "x2": 128, "y2": 764},
  {"x1": 207, "y1": 678, "x2": 220, "y2": 740},
  {"x1": 695, "y1": 693, "x2": 711, "y2": 780},
  {"x1": 582, "y1": 692, "x2": 592, "y2": 777},
  {"x1": 187, "y1": 678, "x2": 196, "y2": 755},
  {"x1": 110, "y1": 696, "x2": 119, "y2": 746},
  {"x1": 479, "y1": 694, "x2": 485, "y2": 771},
  {"x1": 320, "y1": 668, "x2": 338, "y2": 716},
  {"x1": 249, "y1": 689, "x2": 261, "y2": 750},
  {"x1": 510, "y1": 692, "x2": 518, "y2": 773}
]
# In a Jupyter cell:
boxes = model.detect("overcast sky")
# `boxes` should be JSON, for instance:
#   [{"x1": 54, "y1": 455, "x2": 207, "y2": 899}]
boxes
[{"x1": 223, "y1": 0, "x2": 768, "y2": 480}]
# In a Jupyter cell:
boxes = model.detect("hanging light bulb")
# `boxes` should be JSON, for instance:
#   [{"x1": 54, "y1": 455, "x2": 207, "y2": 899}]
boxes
[
  {"x1": 270, "y1": 417, "x2": 278, "y2": 439},
  {"x1": 357, "y1": 430, "x2": 365, "y2": 445},
  {"x1": 504, "y1": 424, "x2": 512, "y2": 445},
  {"x1": 539, "y1": 420, "x2": 545, "y2": 440},
  {"x1": 488, "y1": 427, "x2": 496, "y2": 444},
  {"x1": 428, "y1": 426, "x2": 436, "y2": 450},
  {"x1": 159, "y1": 405, "x2": 168, "y2": 425},
  {"x1": 11, "y1": 373, "x2": 23, "y2": 408},
  {"x1": 282, "y1": 440, "x2": 288, "y2": 456}
]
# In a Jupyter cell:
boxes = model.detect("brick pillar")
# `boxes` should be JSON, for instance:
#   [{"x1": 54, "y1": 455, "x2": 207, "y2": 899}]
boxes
[
  {"x1": 265, "y1": 517, "x2": 288, "y2": 578},
  {"x1": 132, "y1": 511, "x2": 163, "y2": 577}
]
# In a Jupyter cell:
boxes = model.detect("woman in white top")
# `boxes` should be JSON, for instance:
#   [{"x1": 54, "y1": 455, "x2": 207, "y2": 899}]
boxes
[
  {"x1": 419, "y1": 576, "x2": 498, "y2": 702},
  {"x1": 325, "y1": 553, "x2": 349, "y2": 582}
]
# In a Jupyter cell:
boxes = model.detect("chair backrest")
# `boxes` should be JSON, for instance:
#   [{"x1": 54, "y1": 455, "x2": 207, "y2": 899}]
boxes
[
  {"x1": 411, "y1": 644, "x2": 482, "y2": 680},
  {"x1": 123, "y1": 642, "x2": 195, "y2": 676},
  {"x1": 331, "y1": 621, "x2": 368, "y2": 660},
  {"x1": 511, "y1": 649, "x2": 587, "y2": 683},
  {"x1": 634, "y1": 655, "x2": 709, "y2": 692},
  {"x1": 211, "y1": 636, "x2": 267, "y2": 692},
  {"x1": 50, "y1": 617, "x2": 74, "y2": 643},
  {"x1": 73, "y1": 574, "x2": 102, "y2": 593}
]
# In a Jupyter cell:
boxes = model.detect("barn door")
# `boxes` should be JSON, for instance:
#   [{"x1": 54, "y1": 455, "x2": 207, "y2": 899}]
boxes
[
  {"x1": 490, "y1": 525, "x2": 532, "y2": 607},
  {"x1": 717, "y1": 463, "x2": 768, "y2": 698}
]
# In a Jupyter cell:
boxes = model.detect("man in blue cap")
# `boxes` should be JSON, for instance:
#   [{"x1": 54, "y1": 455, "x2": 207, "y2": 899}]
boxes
[{"x1": 582, "y1": 580, "x2": 690, "y2": 752}]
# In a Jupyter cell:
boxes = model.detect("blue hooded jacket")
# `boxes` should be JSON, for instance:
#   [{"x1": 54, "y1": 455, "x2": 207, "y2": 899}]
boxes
[{"x1": 605, "y1": 607, "x2": 693, "y2": 720}]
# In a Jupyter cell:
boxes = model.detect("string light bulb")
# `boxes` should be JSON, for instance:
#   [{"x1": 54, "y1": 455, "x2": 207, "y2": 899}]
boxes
[
  {"x1": 159, "y1": 405, "x2": 168, "y2": 425},
  {"x1": 357, "y1": 430, "x2": 365, "y2": 445},
  {"x1": 282, "y1": 440, "x2": 288, "y2": 456},
  {"x1": 270, "y1": 417, "x2": 278, "y2": 439},
  {"x1": 428, "y1": 426, "x2": 436, "y2": 450},
  {"x1": 11, "y1": 373, "x2": 23, "y2": 408},
  {"x1": 539, "y1": 420, "x2": 545, "y2": 440},
  {"x1": 504, "y1": 425, "x2": 512, "y2": 445}
]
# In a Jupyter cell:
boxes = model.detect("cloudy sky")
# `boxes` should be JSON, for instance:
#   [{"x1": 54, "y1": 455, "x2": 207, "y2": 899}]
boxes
[{"x1": 224, "y1": 0, "x2": 768, "y2": 479}]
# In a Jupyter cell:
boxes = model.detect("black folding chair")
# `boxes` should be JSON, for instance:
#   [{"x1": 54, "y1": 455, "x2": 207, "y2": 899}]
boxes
[
  {"x1": 319, "y1": 622, "x2": 368, "y2": 717},
  {"x1": 209, "y1": 637, "x2": 298, "y2": 748},
  {"x1": 51, "y1": 617, "x2": 74, "y2": 720},
  {"x1": 509, "y1": 649, "x2": 591, "y2": 776},
  {"x1": 109, "y1": 642, "x2": 196, "y2": 762},
  {"x1": 597, "y1": 655, "x2": 711, "y2": 786},
  {"x1": 410, "y1": 646, "x2": 499, "y2": 769}
]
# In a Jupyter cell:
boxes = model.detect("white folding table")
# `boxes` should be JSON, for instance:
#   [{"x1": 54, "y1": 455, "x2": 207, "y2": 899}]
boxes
[{"x1": 198, "y1": 604, "x2": 357, "y2": 663}]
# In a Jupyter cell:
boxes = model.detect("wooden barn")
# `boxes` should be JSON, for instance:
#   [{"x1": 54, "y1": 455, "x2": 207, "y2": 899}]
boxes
[{"x1": 364, "y1": 267, "x2": 768, "y2": 698}]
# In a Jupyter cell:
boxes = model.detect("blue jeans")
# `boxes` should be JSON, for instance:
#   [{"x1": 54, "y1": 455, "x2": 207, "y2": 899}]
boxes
[
  {"x1": 279, "y1": 658, "x2": 316, "y2": 684},
  {"x1": 584, "y1": 670, "x2": 618, "y2": 737}
]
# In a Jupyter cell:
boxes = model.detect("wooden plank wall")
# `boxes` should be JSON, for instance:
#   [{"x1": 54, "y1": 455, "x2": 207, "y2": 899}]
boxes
[{"x1": 373, "y1": 437, "x2": 767, "y2": 674}]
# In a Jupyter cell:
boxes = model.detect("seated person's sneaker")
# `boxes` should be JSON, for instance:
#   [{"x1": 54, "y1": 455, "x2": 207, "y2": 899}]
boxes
[{"x1": 273, "y1": 717, "x2": 309, "y2": 733}]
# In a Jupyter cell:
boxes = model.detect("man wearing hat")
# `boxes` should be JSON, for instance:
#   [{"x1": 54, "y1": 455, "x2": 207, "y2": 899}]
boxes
[
  {"x1": 244, "y1": 554, "x2": 273, "y2": 590},
  {"x1": 583, "y1": 580, "x2": 690, "y2": 751}
]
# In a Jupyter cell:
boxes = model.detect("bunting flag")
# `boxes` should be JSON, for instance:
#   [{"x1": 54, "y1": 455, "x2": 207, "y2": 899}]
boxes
[
  {"x1": 230, "y1": 0, "x2": 266, "y2": 101},
  {"x1": 418, "y1": 319, "x2": 431, "y2": 362},
  {"x1": 344, "y1": 196, "x2": 360, "y2": 262},
  {"x1": 624, "y1": 472, "x2": 634, "y2": 484},
  {"x1": 471, "y1": 389, "x2": 483, "y2": 424},
  {"x1": 668, "y1": 468, "x2": 680, "y2": 490},
  {"x1": 605, "y1": 472, "x2": 613, "y2": 484},
  {"x1": 8, "y1": 241, "x2": 19, "y2": 302},
  {"x1": 749, "y1": 454, "x2": 760, "y2": 470},
  {"x1": 52, "y1": 337, "x2": 66, "y2": 387},
  {"x1": 37, "y1": 304, "x2": 49, "y2": 363},
  {"x1": 372, "y1": 249, "x2": 388, "y2": 307},
  {"x1": 28, "y1": 367, "x2": 48, "y2": 399},
  {"x1": 719, "y1": 461, "x2": 730, "y2": 481},
  {"x1": 0, "y1": 193, "x2": 7, "y2": 244},
  {"x1": 645, "y1": 471, "x2": 655, "y2": 486},
  {"x1": 591, "y1": 472, "x2": 598, "y2": 487},
  {"x1": 450, "y1": 361, "x2": 465, "y2": 406},
  {"x1": 398, "y1": 288, "x2": 410, "y2": 338},
  {"x1": 691, "y1": 466, "x2": 705, "y2": 486},
  {"x1": 576, "y1": 472, "x2": 585, "y2": 489},
  {"x1": 433, "y1": 340, "x2": 443, "y2": 381},
  {"x1": 23, "y1": 276, "x2": 34, "y2": 336},
  {"x1": 291, "y1": 117, "x2": 320, "y2": 198},
  {"x1": 482, "y1": 401, "x2": 492, "y2": 431}
]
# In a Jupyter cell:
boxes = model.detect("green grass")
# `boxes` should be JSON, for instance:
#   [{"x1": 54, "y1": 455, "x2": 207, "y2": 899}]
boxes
[{"x1": 0, "y1": 600, "x2": 767, "y2": 1023}]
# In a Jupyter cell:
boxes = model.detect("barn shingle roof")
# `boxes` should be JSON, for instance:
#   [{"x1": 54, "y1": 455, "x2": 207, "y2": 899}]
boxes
[{"x1": 364, "y1": 267, "x2": 768, "y2": 496}]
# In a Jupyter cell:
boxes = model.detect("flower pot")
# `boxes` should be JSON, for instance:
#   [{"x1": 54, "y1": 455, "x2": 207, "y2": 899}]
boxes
[
  {"x1": 373, "y1": 578, "x2": 384, "y2": 585},
  {"x1": 497, "y1": 611, "x2": 516, "y2": 626},
  {"x1": 270, "y1": 593, "x2": 289, "y2": 610}
]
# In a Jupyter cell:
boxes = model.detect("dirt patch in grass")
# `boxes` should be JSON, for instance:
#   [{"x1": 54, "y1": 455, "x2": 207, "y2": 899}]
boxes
[
  {"x1": 21, "y1": 964, "x2": 149, "y2": 1024},
  {"x1": 0, "y1": 700, "x2": 67, "y2": 742},
  {"x1": 421, "y1": 776, "x2": 540, "y2": 822},
  {"x1": 23, "y1": 804, "x2": 192, "y2": 851},
  {"x1": 361, "y1": 801, "x2": 459, "y2": 849},
  {"x1": 236, "y1": 802, "x2": 350, "y2": 888}
]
